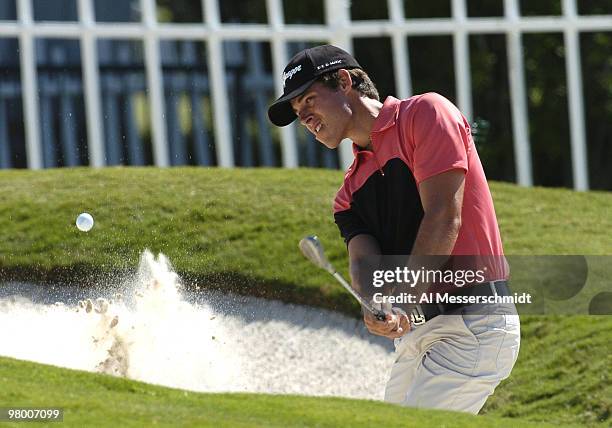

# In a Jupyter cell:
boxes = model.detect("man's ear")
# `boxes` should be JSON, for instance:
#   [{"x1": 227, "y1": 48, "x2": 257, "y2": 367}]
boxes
[{"x1": 337, "y1": 69, "x2": 353, "y2": 93}]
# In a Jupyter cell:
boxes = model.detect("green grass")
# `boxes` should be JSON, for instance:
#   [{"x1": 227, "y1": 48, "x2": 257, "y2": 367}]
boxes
[
  {"x1": 0, "y1": 168, "x2": 352, "y2": 311},
  {"x1": 492, "y1": 181, "x2": 612, "y2": 255},
  {"x1": 0, "y1": 167, "x2": 611, "y2": 427},
  {"x1": 1, "y1": 167, "x2": 611, "y2": 313},
  {"x1": 481, "y1": 315, "x2": 611, "y2": 425},
  {"x1": 0, "y1": 356, "x2": 556, "y2": 428}
]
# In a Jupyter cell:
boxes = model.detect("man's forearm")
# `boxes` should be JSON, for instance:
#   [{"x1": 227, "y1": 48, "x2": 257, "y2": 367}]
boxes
[
  {"x1": 404, "y1": 213, "x2": 461, "y2": 305},
  {"x1": 410, "y1": 213, "x2": 461, "y2": 256},
  {"x1": 348, "y1": 234, "x2": 383, "y2": 298}
]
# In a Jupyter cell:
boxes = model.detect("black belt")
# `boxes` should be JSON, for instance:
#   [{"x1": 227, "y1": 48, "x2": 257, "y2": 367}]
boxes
[{"x1": 409, "y1": 280, "x2": 510, "y2": 325}]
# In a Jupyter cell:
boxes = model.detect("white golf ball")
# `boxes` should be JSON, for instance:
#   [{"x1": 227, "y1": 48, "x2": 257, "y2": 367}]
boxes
[{"x1": 76, "y1": 212, "x2": 94, "y2": 232}]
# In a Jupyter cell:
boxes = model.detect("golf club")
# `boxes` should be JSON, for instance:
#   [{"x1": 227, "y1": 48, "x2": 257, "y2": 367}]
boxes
[{"x1": 298, "y1": 235, "x2": 387, "y2": 321}]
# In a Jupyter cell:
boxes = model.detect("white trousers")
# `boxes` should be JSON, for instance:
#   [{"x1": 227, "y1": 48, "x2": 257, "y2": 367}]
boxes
[{"x1": 384, "y1": 303, "x2": 521, "y2": 414}]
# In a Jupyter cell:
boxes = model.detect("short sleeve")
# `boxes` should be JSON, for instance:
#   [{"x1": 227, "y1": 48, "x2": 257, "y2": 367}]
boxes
[
  {"x1": 408, "y1": 93, "x2": 470, "y2": 184},
  {"x1": 333, "y1": 184, "x2": 370, "y2": 245},
  {"x1": 334, "y1": 208, "x2": 370, "y2": 245}
]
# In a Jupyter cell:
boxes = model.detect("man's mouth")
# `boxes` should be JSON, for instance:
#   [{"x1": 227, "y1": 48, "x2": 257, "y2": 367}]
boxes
[{"x1": 315, "y1": 123, "x2": 322, "y2": 133}]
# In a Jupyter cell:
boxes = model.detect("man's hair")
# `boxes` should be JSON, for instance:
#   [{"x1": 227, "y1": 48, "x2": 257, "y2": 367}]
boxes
[{"x1": 317, "y1": 68, "x2": 380, "y2": 101}]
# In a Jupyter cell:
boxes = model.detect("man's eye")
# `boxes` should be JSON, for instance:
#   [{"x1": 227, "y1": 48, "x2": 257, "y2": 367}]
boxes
[{"x1": 306, "y1": 96, "x2": 314, "y2": 104}]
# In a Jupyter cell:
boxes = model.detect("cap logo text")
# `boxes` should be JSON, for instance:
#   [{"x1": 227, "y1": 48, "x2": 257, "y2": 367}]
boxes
[
  {"x1": 282, "y1": 65, "x2": 302, "y2": 88},
  {"x1": 316, "y1": 59, "x2": 343, "y2": 70}
]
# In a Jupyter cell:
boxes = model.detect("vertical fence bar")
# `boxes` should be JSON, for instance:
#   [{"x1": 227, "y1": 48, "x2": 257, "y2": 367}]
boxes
[
  {"x1": 562, "y1": 0, "x2": 589, "y2": 190},
  {"x1": 17, "y1": 0, "x2": 43, "y2": 169},
  {"x1": 504, "y1": 0, "x2": 533, "y2": 186},
  {"x1": 78, "y1": 0, "x2": 105, "y2": 167},
  {"x1": 142, "y1": 0, "x2": 169, "y2": 167},
  {"x1": 267, "y1": 0, "x2": 298, "y2": 168},
  {"x1": 452, "y1": 0, "x2": 472, "y2": 121},
  {"x1": 388, "y1": 0, "x2": 411, "y2": 99},
  {"x1": 325, "y1": 0, "x2": 353, "y2": 170},
  {"x1": 204, "y1": 0, "x2": 234, "y2": 167}
]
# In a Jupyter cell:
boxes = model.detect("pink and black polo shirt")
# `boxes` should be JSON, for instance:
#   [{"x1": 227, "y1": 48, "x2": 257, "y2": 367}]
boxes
[{"x1": 333, "y1": 92, "x2": 508, "y2": 279}]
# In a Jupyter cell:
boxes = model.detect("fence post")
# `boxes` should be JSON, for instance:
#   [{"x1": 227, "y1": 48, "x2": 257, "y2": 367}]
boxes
[
  {"x1": 388, "y1": 0, "x2": 411, "y2": 99},
  {"x1": 325, "y1": 0, "x2": 354, "y2": 170},
  {"x1": 504, "y1": 0, "x2": 533, "y2": 187},
  {"x1": 142, "y1": 0, "x2": 170, "y2": 167},
  {"x1": 204, "y1": 0, "x2": 235, "y2": 167},
  {"x1": 267, "y1": 0, "x2": 299, "y2": 168},
  {"x1": 452, "y1": 0, "x2": 473, "y2": 121},
  {"x1": 78, "y1": 0, "x2": 106, "y2": 167},
  {"x1": 17, "y1": 0, "x2": 43, "y2": 169},
  {"x1": 562, "y1": 0, "x2": 589, "y2": 191}
]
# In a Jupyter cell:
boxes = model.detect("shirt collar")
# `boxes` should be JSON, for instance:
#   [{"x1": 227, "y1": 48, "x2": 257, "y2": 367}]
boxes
[
  {"x1": 372, "y1": 96, "x2": 401, "y2": 133},
  {"x1": 351, "y1": 95, "x2": 401, "y2": 157}
]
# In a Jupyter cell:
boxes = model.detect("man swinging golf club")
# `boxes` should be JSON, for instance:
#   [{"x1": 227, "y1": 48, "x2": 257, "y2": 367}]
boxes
[{"x1": 268, "y1": 45, "x2": 520, "y2": 414}]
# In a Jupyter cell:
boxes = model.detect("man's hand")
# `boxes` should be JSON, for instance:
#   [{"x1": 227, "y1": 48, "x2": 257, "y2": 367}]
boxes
[
  {"x1": 364, "y1": 309, "x2": 410, "y2": 339},
  {"x1": 347, "y1": 235, "x2": 411, "y2": 339}
]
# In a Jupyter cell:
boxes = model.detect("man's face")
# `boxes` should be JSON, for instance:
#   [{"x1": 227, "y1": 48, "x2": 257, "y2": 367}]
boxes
[{"x1": 290, "y1": 82, "x2": 351, "y2": 149}]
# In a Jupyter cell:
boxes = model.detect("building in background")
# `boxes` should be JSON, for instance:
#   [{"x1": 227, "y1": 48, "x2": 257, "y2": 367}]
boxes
[{"x1": 0, "y1": 0, "x2": 611, "y2": 190}]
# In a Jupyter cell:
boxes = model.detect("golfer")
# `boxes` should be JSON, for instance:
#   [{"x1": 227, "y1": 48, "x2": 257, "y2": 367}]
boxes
[{"x1": 268, "y1": 45, "x2": 520, "y2": 414}]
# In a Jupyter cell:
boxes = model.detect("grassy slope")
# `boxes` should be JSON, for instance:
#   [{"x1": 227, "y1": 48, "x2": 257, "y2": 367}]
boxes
[
  {"x1": 492, "y1": 181, "x2": 612, "y2": 254},
  {"x1": 0, "y1": 168, "x2": 352, "y2": 310},
  {"x1": 1, "y1": 168, "x2": 611, "y2": 307},
  {"x1": 482, "y1": 315, "x2": 610, "y2": 425},
  {"x1": 0, "y1": 167, "x2": 611, "y2": 426},
  {"x1": 0, "y1": 356, "x2": 555, "y2": 428}
]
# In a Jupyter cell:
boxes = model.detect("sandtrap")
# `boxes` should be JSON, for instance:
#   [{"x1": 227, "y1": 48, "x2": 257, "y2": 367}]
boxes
[{"x1": 0, "y1": 250, "x2": 394, "y2": 400}]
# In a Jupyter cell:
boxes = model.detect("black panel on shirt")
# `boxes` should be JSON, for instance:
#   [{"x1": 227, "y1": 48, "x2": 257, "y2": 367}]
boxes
[{"x1": 334, "y1": 158, "x2": 424, "y2": 254}]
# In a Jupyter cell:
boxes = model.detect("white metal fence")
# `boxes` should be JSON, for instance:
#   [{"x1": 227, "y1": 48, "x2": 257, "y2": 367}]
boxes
[{"x1": 1, "y1": 0, "x2": 611, "y2": 190}]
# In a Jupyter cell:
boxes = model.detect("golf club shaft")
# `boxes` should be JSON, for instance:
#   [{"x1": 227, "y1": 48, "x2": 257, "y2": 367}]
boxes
[
  {"x1": 298, "y1": 235, "x2": 387, "y2": 321},
  {"x1": 331, "y1": 272, "x2": 387, "y2": 321}
]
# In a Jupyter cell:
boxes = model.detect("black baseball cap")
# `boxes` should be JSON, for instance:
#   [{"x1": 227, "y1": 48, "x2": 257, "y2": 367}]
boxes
[{"x1": 267, "y1": 45, "x2": 362, "y2": 127}]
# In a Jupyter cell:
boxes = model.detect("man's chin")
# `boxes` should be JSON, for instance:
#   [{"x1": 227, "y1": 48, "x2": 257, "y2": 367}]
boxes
[{"x1": 318, "y1": 137, "x2": 341, "y2": 150}]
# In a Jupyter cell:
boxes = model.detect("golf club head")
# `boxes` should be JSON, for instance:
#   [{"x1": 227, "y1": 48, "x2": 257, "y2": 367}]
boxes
[{"x1": 299, "y1": 235, "x2": 335, "y2": 274}]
